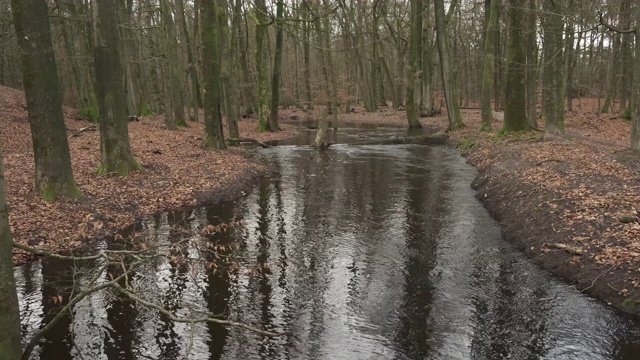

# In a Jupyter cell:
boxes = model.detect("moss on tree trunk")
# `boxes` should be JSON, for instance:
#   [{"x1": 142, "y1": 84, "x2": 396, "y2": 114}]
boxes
[
  {"x1": 11, "y1": 0, "x2": 82, "y2": 201},
  {"x1": 94, "y1": 0, "x2": 143, "y2": 175},
  {"x1": 502, "y1": 0, "x2": 529, "y2": 133}
]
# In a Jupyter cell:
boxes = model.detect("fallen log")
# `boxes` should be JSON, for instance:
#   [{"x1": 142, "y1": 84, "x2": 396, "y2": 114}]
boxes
[
  {"x1": 228, "y1": 137, "x2": 270, "y2": 148},
  {"x1": 544, "y1": 242, "x2": 584, "y2": 256},
  {"x1": 70, "y1": 125, "x2": 98, "y2": 137},
  {"x1": 348, "y1": 133, "x2": 449, "y2": 146}
]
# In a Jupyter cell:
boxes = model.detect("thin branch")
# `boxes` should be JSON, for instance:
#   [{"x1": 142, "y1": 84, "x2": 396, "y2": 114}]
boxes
[
  {"x1": 599, "y1": 13, "x2": 636, "y2": 35},
  {"x1": 112, "y1": 282, "x2": 284, "y2": 337}
]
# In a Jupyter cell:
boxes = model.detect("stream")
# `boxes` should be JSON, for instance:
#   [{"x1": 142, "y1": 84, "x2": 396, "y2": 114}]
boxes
[{"x1": 15, "y1": 127, "x2": 640, "y2": 359}]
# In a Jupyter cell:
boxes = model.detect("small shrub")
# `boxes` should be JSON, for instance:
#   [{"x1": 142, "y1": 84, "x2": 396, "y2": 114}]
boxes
[
  {"x1": 139, "y1": 101, "x2": 154, "y2": 116},
  {"x1": 622, "y1": 107, "x2": 632, "y2": 121}
]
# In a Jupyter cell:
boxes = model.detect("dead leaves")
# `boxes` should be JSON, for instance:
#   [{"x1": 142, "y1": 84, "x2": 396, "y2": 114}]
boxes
[{"x1": 0, "y1": 85, "x2": 294, "y2": 265}]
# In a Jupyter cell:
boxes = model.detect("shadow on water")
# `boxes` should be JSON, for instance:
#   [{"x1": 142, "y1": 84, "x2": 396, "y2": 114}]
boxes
[{"x1": 15, "y1": 128, "x2": 640, "y2": 359}]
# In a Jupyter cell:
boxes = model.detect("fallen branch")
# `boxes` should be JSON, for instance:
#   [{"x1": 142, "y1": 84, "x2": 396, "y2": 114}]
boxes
[
  {"x1": 581, "y1": 264, "x2": 616, "y2": 292},
  {"x1": 112, "y1": 282, "x2": 284, "y2": 337},
  {"x1": 70, "y1": 125, "x2": 98, "y2": 137},
  {"x1": 543, "y1": 242, "x2": 584, "y2": 256},
  {"x1": 228, "y1": 137, "x2": 270, "y2": 148},
  {"x1": 536, "y1": 159, "x2": 564, "y2": 166}
]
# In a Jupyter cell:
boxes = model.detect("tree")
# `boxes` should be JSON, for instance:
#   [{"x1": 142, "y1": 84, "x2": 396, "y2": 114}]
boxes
[
  {"x1": 200, "y1": 0, "x2": 227, "y2": 149},
  {"x1": 160, "y1": 0, "x2": 187, "y2": 129},
  {"x1": 94, "y1": 0, "x2": 143, "y2": 175},
  {"x1": 11, "y1": 0, "x2": 82, "y2": 201},
  {"x1": 0, "y1": 141, "x2": 21, "y2": 360},
  {"x1": 631, "y1": 3, "x2": 640, "y2": 151},
  {"x1": 405, "y1": 0, "x2": 423, "y2": 129},
  {"x1": 434, "y1": 0, "x2": 464, "y2": 130},
  {"x1": 481, "y1": 0, "x2": 499, "y2": 131},
  {"x1": 502, "y1": 0, "x2": 529, "y2": 133},
  {"x1": 255, "y1": 0, "x2": 272, "y2": 132},
  {"x1": 269, "y1": 0, "x2": 284, "y2": 132},
  {"x1": 541, "y1": 0, "x2": 565, "y2": 137}
]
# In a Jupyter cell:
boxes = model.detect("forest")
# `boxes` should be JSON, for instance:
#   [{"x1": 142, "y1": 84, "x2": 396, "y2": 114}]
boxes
[{"x1": 1, "y1": 0, "x2": 640, "y2": 359}]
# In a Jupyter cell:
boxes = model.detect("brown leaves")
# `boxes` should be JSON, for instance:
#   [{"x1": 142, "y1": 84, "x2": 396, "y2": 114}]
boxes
[{"x1": 1, "y1": 85, "x2": 294, "y2": 265}]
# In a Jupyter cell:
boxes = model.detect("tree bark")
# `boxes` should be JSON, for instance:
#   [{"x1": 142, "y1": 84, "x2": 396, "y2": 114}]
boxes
[
  {"x1": 255, "y1": 0, "x2": 272, "y2": 132},
  {"x1": 541, "y1": 0, "x2": 565, "y2": 137},
  {"x1": 11, "y1": 0, "x2": 82, "y2": 200},
  {"x1": 406, "y1": 0, "x2": 423, "y2": 128},
  {"x1": 269, "y1": 0, "x2": 284, "y2": 131},
  {"x1": 502, "y1": 0, "x2": 529, "y2": 132},
  {"x1": 434, "y1": 0, "x2": 464, "y2": 130},
  {"x1": 94, "y1": 0, "x2": 142, "y2": 175},
  {"x1": 160, "y1": 0, "x2": 186, "y2": 128},
  {"x1": 525, "y1": 0, "x2": 538, "y2": 127},
  {"x1": 481, "y1": 0, "x2": 498, "y2": 131},
  {"x1": 175, "y1": 0, "x2": 202, "y2": 120},
  {"x1": 631, "y1": 7, "x2": 640, "y2": 151},
  {"x1": 0, "y1": 140, "x2": 21, "y2": 360},
  {"x1": 200, "y1": 0, "x2": 226, "y2": 149}
]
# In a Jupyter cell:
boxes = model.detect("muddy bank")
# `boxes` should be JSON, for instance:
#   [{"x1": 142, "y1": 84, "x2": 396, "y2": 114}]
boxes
[{"x1": 456, "y1": 140, "x2": 640, "y2": 316}]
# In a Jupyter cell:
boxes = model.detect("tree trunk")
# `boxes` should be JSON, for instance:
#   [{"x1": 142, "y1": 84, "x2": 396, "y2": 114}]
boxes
[
  {"x1": 620, "y1": 0, "x2": 632, "y2": 113},
  {"x1": 481, "y1": 0, "x2": 498, "y2": 131},
  {"x1": 434, "y1": 0, "x2": 464, "y2": 130},
  {"x1": 175, "y1": 0, "x2": 202, "y2": 120},
  {"x1": 200, "y1": 0, "x2": 226, "y2": 149},
  {"x1": 541, "y1": 0, "x2": 565, "y2": 137},
  {"x1": 420, "y1": 1, "x2": 435, "y2": 117},
  {"x1": 631, "y1": 8, "x2": 640, "y2": 151},
  {"x1": 405, "y1": 0, "x2": 423, "y2": 128},
  {"x1": 322, "y1": 0, "x2": 339, "y2": 127},
  {"x1": 222, "y1": 0, "x2": 242, "y2": 139},
  {"x1": 315, "y1": 108, "x2": 330, "y2": 149},
  {"x1": 269, "y1": 0, "x2": 284, "y2": 131},
  {"x1": 94, "y1": 0, "x2": 142, "y2": 175},
  {"x1": 525, "y1": 0, "x2": 538, "y2": 127},
  {"x1": 302, "y1": 1, "x2": 313, "y2": 110},
  {"x1": 502, "y1": 0, "x2": 529, "y2": 132},
  {"x1": 160, "y1": 0, "x2": 186, "y2": 128},
  {"x1": 255, "y1": 0, "x2": 271, "y2": 132},
  {"x1": 11, "y1": 0, "x2": 82, "y2": 200},
  {"x1": 0, "y1": 140, "x2": 21, "y2": 360}
]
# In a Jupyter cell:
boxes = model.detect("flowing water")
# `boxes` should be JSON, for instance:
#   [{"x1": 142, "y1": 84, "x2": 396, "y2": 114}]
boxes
[{"x1": 16, "y1": 128, "x2": 640, "y2": 359}]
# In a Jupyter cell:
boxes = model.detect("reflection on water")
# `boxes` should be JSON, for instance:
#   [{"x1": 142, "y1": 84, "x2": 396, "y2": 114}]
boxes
[{"x1": 16, "y1": 141, "x2": 640, "y2": 359}]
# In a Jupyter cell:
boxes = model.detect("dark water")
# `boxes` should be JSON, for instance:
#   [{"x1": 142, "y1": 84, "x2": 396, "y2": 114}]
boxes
[{"x1": 16, "y1": 130, "x2": 640, "y2": 359}]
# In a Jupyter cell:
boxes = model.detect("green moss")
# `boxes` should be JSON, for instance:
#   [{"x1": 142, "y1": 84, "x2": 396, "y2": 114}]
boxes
[
  {"x1": 621, "y1": 297, "x2": 638, "y2": 313},
  {"x1": 40, "y1": 181, "x2": 83, "y2": 202},
  {"x1": 79, "y1": 93, "x2": 100, "y2": 123},
  {"x1": 457, "y1": 138, "x2": 478, "y2": 153},
  {"x1": 139, "y1": 101, "x2": 154, "y2": 116},
  {"x1": 622, "y1": 107, "x2": 632, "y2": 121}
]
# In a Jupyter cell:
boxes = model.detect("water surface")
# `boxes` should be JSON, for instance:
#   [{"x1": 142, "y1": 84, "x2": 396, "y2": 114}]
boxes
[{"x1": 16, "y1": 130, "x2": 640, "y2": 359}]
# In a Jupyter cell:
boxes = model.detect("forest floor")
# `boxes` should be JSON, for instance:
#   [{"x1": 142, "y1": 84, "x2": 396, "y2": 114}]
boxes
[
  {"x1": 0, "y1": 85, "x2": 297, "y2": 265},
  {"x1": 283, "y1": 100, "x2": 640, "y2": 315}
]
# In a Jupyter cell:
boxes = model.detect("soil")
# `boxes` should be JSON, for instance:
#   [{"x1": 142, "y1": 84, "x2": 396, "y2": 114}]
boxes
[{"x1": 282, "y1": 103, "x2": 640, "y2": 316}]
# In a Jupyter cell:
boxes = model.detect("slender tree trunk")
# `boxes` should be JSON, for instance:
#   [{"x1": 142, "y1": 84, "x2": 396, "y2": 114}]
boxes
[
  {"x1": 322, "y1": 0, "x2": 339, "y2": 127},
  {"x1": 94, "y1": 0, "x2": 142, "y2": 175},
  {"x1": 175, "y1": 0, "x2": 202, "y2": 120},
  {"x1": 222, "y1": 0, "x2": 242, "y2": 139},
  {"x1": 200, "y1": 0, "x2": 226, "y2": 149},
  {"x1": 255, "y1": 0, "x2": 271, "y2": 132},
  {"x1": 564, "y1": 19, "x2": 577, "y2": 112},
  {"x1": 481, "y1": 0, "x2": 498, "y2": 131},
  {"x1": 434, "y1": 0, "x2": 464, "y2": 130},
  {"x1": 160, "y1": 0, "x2": 186, "y2": 128},
  {"x1": 11, "y1": 0, "x2": 82, "y2": 200},
  {"x1": 302, "y1": 1, "x2": 313, "y2": 110},
  {"x1": 525, "y1": 0, "x2": 538, "y2": 127},
  {"x1": 0, "y1": 141, "x2": 21, "y2": 360},
  {"x1": 541, "y1": 0, "x2": 565, "y2": 137},
  {"x1": 502, "y1": 0, "x2": 528, "y2": 132},
  {"x1": 620, "y1": 0, "x2": 632, "y2": 114},
  {"x1": 406, "y1": 0, "x2": 423, "y2": 128},
  {"x1": 420, "y1": 0, "x2": 435, "y2": 117},
  {"x1": 631, "y1": 8, "x2": 640, "y2": 151},
  {"x1": 269, "y1": 0, "x2": 284, "y2": 131}
]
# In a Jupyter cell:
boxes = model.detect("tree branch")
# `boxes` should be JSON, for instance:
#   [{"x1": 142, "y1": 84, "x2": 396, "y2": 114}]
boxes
[{"x1": 599, "y1": 13, "x2": 636, "y2": 34}]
